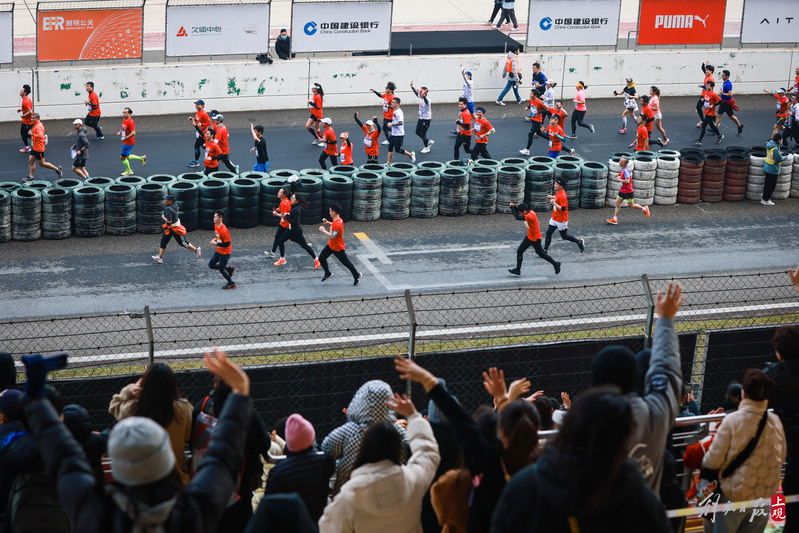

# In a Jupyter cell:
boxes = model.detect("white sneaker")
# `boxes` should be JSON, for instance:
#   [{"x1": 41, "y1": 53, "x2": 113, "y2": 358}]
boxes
[
  {"x1": 495, "y1": 101, "x2": 506, "y2": 106},
  {"x1": 428, "y1": 139, "x2": 435, "y2": 147},
  {"x1": 381, "y1": 140, "x2": 390, "y2": 145},
  {"x1": 761, "y1": 199, "x2": 775, "y2": 206},
  {"x1": 519, "y1": 149, "x2": 530, "y2": 155},
  {"x1": 410, "y1": 151, "x2": 416, "y2": 163},
  {"x1": 420, "y1": 146, "x2": 430, "y2": 154}
]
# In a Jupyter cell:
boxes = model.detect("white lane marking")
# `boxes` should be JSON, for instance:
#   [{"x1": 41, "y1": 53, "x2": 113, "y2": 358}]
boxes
[{"x1": 353, "y1": 232, "x2": 392, "y2": 264}]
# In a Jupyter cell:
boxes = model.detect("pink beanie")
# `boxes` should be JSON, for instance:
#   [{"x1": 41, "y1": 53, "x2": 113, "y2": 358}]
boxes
[{"x1": 285, "y1": 413, "x2": 316, "y2": 452}]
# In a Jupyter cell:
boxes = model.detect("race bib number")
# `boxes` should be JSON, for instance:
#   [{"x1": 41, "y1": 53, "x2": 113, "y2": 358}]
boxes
[
  {"x1": 364, "y1": 137, "x2": 372, "y2": 147},
  {"x1": 195, "y1": 131, "x2": 200, "y2": 138},
  {"x1": 120, "y1": 133, "x2": 126, "y2": 140},
  {"x1": 704, "y1": 100, "x2": 711, "y2": 108},
  {"x1": 340, "y1": 153, "x2": 346, "y2": 163},
  {"x1": 548, "y1": 140, "x2": 553, "y2": 149}
]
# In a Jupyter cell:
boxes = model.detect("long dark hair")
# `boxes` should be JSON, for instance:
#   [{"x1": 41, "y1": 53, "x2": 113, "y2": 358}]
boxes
[
  {"x1": 292, "y1": 193, "x2": 308, "y2": 209},
  {"x1": 499, "y1": 400, "x2": 540, "y2": 475},
  {"x1": 314, "y1": 83, "x2": 324, "y2": 98},
  {"x1": 353, "y1": 421, "x2": 402, "y2": 469},
  {"x1": 134, "y1": 363, "x2": 182, "y2": 428}
]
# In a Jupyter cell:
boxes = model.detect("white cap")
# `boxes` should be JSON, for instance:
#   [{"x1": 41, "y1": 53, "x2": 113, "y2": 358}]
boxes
[
  {"x1": 73, "y1": 119, "x2": 83, "y2": 125},
  {"x1": 321, "y1": 117, "x2": 332, "y2": 124},
  {"x1": 365, "y1": 120, "x2": 374, "y2": 127}
]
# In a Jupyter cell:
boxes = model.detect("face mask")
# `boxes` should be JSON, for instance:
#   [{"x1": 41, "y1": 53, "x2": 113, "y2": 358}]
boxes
[{"x1": 279, "y1": 35, "x2": 287, "y2": 39}]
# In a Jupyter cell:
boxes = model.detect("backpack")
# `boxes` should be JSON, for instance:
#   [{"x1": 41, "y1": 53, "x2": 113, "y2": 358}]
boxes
[{"x1": 8, "y1": 471, "x2": 72, "y2": 533}]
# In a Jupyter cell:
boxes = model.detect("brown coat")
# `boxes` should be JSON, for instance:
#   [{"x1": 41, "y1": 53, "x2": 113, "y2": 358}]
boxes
[{"x1": 430, "y1": 468, "x2": 471, "y2": 533}]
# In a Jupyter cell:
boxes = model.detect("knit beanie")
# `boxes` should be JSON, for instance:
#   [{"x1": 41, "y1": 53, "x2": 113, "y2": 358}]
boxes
[
  {"x1": 285, "y1": 413, "x2": 315, "y2": 452},
  {"x1": 591, "y1": 345, "x2": 637, "y2": 394},
  {"x1": 0, "y1": 389, "x2": 21, "y2": 421},
  {"x1": 108, "y1": 417, "x2": 175, "y2": 486}
]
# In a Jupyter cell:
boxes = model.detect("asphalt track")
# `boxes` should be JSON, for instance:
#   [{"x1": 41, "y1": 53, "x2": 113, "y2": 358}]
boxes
[{"x1": 1, "y1": 100, "x2": 798, "y2": 319}]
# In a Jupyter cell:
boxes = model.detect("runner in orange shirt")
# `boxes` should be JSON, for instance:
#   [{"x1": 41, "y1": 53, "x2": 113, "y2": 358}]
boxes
[
  {"x1": 370, "y1": 81, "x2": 396, "y2": 145},
  {"x1": 639, "y1": 95, "x2": 663, "y2": 147},
  {"x1": 787, "y1": 66, "x2": 799, "y2": 95},
  {"x1": 764, "y1": 87, "x2": 791, "y2": 142},
  {"x1": 318, "y1": 118, "x2": 338, "y2": 170},
  {"x1": 470, "y1": 107, "x2": 495, "y2": 161},
  {"x1": 544, "y1": 115, "x2": 574, "y2": 158},
  {"x1": 203, "y1": 129, "x2": 222, "y2": 175},
  {"x1": 307, "y1": 83, "x2": 324, "y2": 145},
  {"x1": 209, "y1": 210, "x2": 236, "y2": 290},
  {"x1": 518, "y1": 89, "x2": 549, "y2": 156},
  {"x1": 339, "y1": 132, "x2": 354, "y2": 165},
  {"x1": 318, "y1": 202, "x2": 362, "y2": 285},
  {"x1": 454, "y1": 97, "x2": 472, "y2": 160},
  {"x1": 543, "y1": 177, "x2": 584, "y2": 254},
  {"x1": 18, "y1": 84, "x2": 33, "y2": 152},
  {"x1": 628, "y1": 115, "x2": 650, "y2": 151},
  {"x1": 84, "y1": 81, "x2": 104, "y2": 140},
  {"x1": 353, "y1": 112, "x2": 380, "y2": 163},
  {"x1": 188, "y1": 99, "x2": 212, "y2": 168},
  {"x1": 117, "y1": 107, "x2": 146, "y2": 176},
  {"x1": 212, "y1": 114, "x2": 238, "y2": 173},
  {"x1": 266, "y1": 186, "x2": 293, "y2": 264},
  {"x1": 508, "y1": 202, "x2": 560, "y2": 276},
  {"x1": 25, "y1": 113, "x2": 61, "y2": 182},
  {"x1": 695, "y1": 81, "x2": 723, "y2": 145},
  {"x1": 696, "y1": 61, "x2": 715, "y2": 127}
]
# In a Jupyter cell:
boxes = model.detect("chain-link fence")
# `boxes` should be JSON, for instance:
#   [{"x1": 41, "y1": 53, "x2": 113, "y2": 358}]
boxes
[{"x1": 1, "y1": 270, "x2": 796, "y2": 435}]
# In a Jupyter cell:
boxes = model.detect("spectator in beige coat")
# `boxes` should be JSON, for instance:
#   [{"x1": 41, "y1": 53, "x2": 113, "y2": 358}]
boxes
[
  {"x1": 109, "y1": 362, "x2": 193, "y2": 481},
  {"x1": 703, "y1": 368, "x2": 787, "y2": 533}
]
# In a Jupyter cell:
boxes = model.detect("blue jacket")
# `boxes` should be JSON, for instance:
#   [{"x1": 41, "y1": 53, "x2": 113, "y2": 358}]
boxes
[{"x1": 764, "y1": 140, "x2": 785, "y2": 174}]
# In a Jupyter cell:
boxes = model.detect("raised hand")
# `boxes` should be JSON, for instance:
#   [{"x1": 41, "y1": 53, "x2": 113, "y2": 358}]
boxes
[
  {"x1": 205, "y1": 347, "x2": 250, "y2": 396},
  {"x1": 482, "y1": 367, "x2": 507, "y2": 399},
  {"x1": 508, "y1": 378, "x2": 531, "y2": 401},
  {"x1": 386, "y1": 392, "x2": 417, "y2": 418},
  {"x1": 655, "y1": 282, "x2": 684, "y2": 319}
]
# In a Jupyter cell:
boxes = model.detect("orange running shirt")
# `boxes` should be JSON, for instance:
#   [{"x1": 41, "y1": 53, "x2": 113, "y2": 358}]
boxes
[
  {"x1": 278, "y1": 197, "x2": 291, "y2": 228},
  {"x1": 641, "y1": 104, "x2": 654, "y2": 132},
  {"x1": 214, "y1": 223, "x2": 231, "y2": 254},
  {"x1": 524, "y1": 210, "x2": 542, "y2": 241},
  {"x1": 458, "y1": 109, "x2": 472, "y2": 135},
  {"x1": 328, "y1": 218, "x2": 345, "y2": 251},
  {"x1": 775, "y1": 93, "x2": 790, "y2": 117},
  {"x1": 214, "y1": 124, "x2": 230, "y2": 155},
  {"x1": 635, "y1": 124, "x2": 649, "y2": 151},
  {"x1": 20, "y1": 96, "x2": 32, "y2": 125},
  {"x1": 324, "y1": 127, "x2": 338, "y2": 155},
  {"x1": 473, "y1": 117, "x2": 492, "y2": 144},
  {"x1": 339, "y1": 140, "x2": 353, "y2": 164},
  {"x1": 31, "y1": 122, "x2": 46, "y2": 152},
  {"x1": 362, "y1": 125, "x2": 380, "y2": 157},
  {"x1": 87, "y1": 91, "x2": 101, "y2": 117},
  {"x1": 195, "y1": 109, "x2": 211, "y2": 133},
  {"x1": 121, "y1": 118, "x2": 135, "y2": 146},
  {"x1": 205, "y1": 141, "x2": 221, "y2": 168},
  {"x1": 311, "y1": 93, "x2": 323, "y2": 119},
  {"x1": 702, "y1": 91, "x2": 720, "y2": 117},
  {"x1": 552, "y1": 189, "x2": 568, "y2": 223},
  {"x1": 531, "y1": 99, "x2": 547, "y2": 123},
  {"x1": 381, "y1": 93, "x2": 394, "y2": 120},
  {"x1": 545, "y1": 124, "x2": 565, "y2": 152}
]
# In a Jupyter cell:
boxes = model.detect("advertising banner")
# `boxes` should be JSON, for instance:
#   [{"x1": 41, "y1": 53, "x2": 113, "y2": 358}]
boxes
[
  {"x1": 637, "y1": 0, "x2": 726, "y2": 45},
  {"x1": 0, "y1": 12, "x2": 11, "y2": 63},
  {"x1": 741, "y1": 0, "x2": 799, "y2": 43},
  {"x1": 166, "y1": 5, "x2": 270, "y2": 56},
  {"x1": 526, "y1": 0, "x2": 621, "y2": 47},
  {"x1": 291, "y1": 1, "x2": 391, "y2": 53},
  {"x1": 38, "y1": 9, "x2": 142, "y2": 61}
]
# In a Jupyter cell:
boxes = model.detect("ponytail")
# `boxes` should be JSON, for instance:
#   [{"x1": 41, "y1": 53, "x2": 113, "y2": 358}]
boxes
[
  {"x1": 499, "y1": 401, "x2": 540, "y2": 476},
  {"x1": 577, "y1": 81, "x2": 587, "y2": 90},
  {"x1": 295, "y1": 194, "x2": 308, "y2": 209},
  {"x1": 650, "y1": 86, "x2": 660, "y2": 97}
]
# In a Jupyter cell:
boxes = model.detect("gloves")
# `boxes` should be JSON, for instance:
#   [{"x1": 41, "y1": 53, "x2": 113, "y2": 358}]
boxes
[{"x1": 21, "y1": 354, "x2": 47, "y2": 399}]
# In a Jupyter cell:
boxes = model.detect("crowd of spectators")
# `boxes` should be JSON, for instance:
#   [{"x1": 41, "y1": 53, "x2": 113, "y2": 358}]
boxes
[{"x1": 0, "y1": 267, "x2": 797, "y2": 533}]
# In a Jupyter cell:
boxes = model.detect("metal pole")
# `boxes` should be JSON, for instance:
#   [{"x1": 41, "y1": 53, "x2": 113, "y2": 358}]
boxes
[
  {"x1": 144, "y1": 305, "x2": 154, "y2": 365},
  {"x1": 640, "y1": 274, "x2": 655, "y2": 348},
  {"x1": 403, "y1": 289, "x2": 417, "y2": 398}
]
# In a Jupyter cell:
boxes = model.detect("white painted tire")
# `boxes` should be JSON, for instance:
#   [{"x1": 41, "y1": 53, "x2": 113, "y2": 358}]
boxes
[
  {"x1": 633, "y1": 158, "x2": 658, "y2": 171},
  {"x1": 654, "y1": 195, "x2": 677, "y2": 205},
  {"x1": 655, "y1": 186, "x2": 678, "y2": 197},
  {"x1": 745, "y1": 190, "x2": 763, "y2": 200},
  {"x1": 749, "y1": 154, "x2": 765, "y2": 166},
  {"x1": 746, "y1": 182, "x2": 765, "y2": 192},
  {"x1": 775, "y1": 182, "x2": 791, "y2": 192},
  {"x1": 790, "y1": 188, "x2": 799, "y2": 197},
  {"x1": 634, "y1": 197, "x2": 654, "y2": 206},
  {"x1": 656, "y1": 168, "x2": 680, "y2": 179},
  {"x1": 656, "y1": 177, "x2": 679, "y2": 188},
  {"x1": 656, "y1": 158, "x2": 681, "y2": 170},
  {"x1": 772, "y1": 190, "x2": 790, "y2": 200},
  {"x1": 748, "y1": 166, "x2": 765, "y2": 177},
  {"x1": 633, "y1": 170, "x2": 656, "y2": 181},
  {"x1": 747, "y1": 174, "x2": 765, "y2": 185}
]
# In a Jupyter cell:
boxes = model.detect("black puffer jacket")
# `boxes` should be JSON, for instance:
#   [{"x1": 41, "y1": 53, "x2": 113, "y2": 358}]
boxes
[
  {"x1": 62, "y1": 404, "x2": 108, "y2": 483},
  {"x1": 765, "y1": 358, "x2": 799, "y2": 452},
  {"x1": 0, "y1": 421, "x2": 43, "y2": 515},
  {"x1": 263, "y1": 447, "x2": 334, "y2": 522},
  {"x1": 24, "y1": 393, "x2": 252, "y2": 533}
]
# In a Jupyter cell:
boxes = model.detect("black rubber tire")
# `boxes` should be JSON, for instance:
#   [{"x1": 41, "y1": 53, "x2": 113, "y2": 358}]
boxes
[
  {"x1": 12, "y1": 187, "x2": 42, "y2": 207},
  {"x1": 322, "y1": 175, "x2": 354, "y2": 192},
  {"x1": 41, "y1": 187, "x2": 73, "y2": 205},
  {"x1": 229, "y1": 194, "x2": 259, "y2": 208},
  {"x1": 360, "y1": 163, "x2": 388, "y2": 174},
  {"x1": 229, "y1": 206, "x2": 260, "y2": 229},
  {"x1": 198, "y1": 196, "x2": 229, "y2": 209},
  {"x1": 208, "y1": 171, "x2": 237, "y2": 182},
  {"x1": 230, "y1": 177, "x2": 260, "y2": 197},
  {"x1": 176, "y1": 172, "x2": 206, "y2": 184},
  {"x1": 388, "y1": 162, "x2": 416, "y2": 172},
  {"x1": 299, "y1": 176, "x2": 324, "y2": 193},
  {"x1": 323, "y1": 189, "x2": 353, "y2": 201},
  {"x1": 136, "y1": 182, "x2": 166, "y2": 203},
  {"x1": 411, "y1": 169, "x2": 440, "y2": 188},
  {"x1": 84, "y1": 177, "x2": 115, "y2": 189},
  {"x1": 168, "y1": 181, "x2": 199, "y2": 201},
  {"x1": 198, "y1": 179, "x2": 229, "y2": 198}
]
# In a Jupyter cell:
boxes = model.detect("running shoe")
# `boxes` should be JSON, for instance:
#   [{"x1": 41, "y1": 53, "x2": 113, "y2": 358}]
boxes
[
  {"x1": 95, "y1": 135, "x2": 105, "y2": 140},
  {"x1": 274, "y1": 257, "x2": 286, "y2": 266},
  {"x1": 22, "y1": 177, "x2": 32, "y2": 183},
  {"x1": 554, "y1": 262, "x2": 561, "y2": 275},
  {"x1": 568, "y1": 148, "x2": 576, "y2": 155},
  {"x1": 235, "y1": 165, "x2": 239, "y2": 175},
  {"x1": 495, "y1": 101, "x2": 506, "y2": 106},
  {"x1": 567, "y1": 134, "x2": 577, "y2": 139},
  {"x1": 428, "y1": 140, "x2": 435, "y2": 147},
  {"x1": 578, "y1": 238, "x2": 585, "y2": 253},
  {"x1": 606, "y1": 217, "x2": 618, "y2": 225},
  {"x1": 450, "y1": 130, "x2": 458, "y2": 135},
  {"x1": 312, "y1": 139, "x2": 319, "y2": 145},
  {"x1": 354, "y1": 273, "x2": 362, "y2": 286},
  {"x1": 228, "y1": 265, "x2": 236, "y2": 276},
  {"x1": 643, "y1": 206, "x2": 650, "y2": 217},
  {"x1": 716, "y1": 134, "x2": 725, "y2": 144},
  {"x1": 518, "y1": 148, "x2": 530, "y2": 155},
  {"x1": 121, "y1": 170, "x2": 134, "y2": 176},
  {"x1": 618, "y1": 128, "x2": 627, "y2": 134},
  {"x1": 761, "y1": 199, "x2": 775, "y2": 206},
  {"x1": 694, "y1": 140, "x2": 702, "y2": 146},
  {"x1": 195, "y1": 246, "x2": 201, "y2": 259},
  {"x1": 589, "y1": 124, "x2": 595, "y2": 134},
  {"x1": 524, "y1": 117, "x2": 531, "y2": 122},
  {"x1": 508, "y1": 268, "x2": 521, "y2": 276},
  {"x1": 151, "y1": 255, "x2": 163, "y2": 264},
  {"x1": 662, "y1": 137, "x2": 669, "y2": 146},
  {"x1": 56, "y1": 166, "x2": 63, "y2": 178},
  {"x1": 141, "y1": 155, "x2": 147, "y2": 167},
  {"x1": 381, "y1": 140, "x2": 390, "y2": 145},
  {"x1": 314, "y1": 257, "x2": 320, "y2": 269},
  {"x1": 223, "y1": 282, "x2": 236, "y2": 290},
  {"x1": 516, "y1": 100, "x2": 523, "y2": 104},
  {"x1": 410, "y1": 151, "x2": 416, "y2": 163},
  {"x1": 738, "y1": 124, "x2": 744, "y2": 134},
  {"x1": 264, "y1": 250, "x2": 275, "y2": 258},
  {"x1": 696, "y1": 122, "x2": 703, "y2": 128},
  {"x1": 321, "y1": 273, "x2": 332, "y2": 282},
  {"x1": 19, "y1": 146, "x2": 30, "y2": 153},
  {"x1": 187, "y1": 161, "x2": 200, "y2": 168},
  {"x1": 420, "y1": 146, "x2": 430, "y2": 154}
]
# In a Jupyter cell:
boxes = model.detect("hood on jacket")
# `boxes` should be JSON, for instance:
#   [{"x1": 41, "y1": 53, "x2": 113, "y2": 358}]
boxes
[
  {"x1": 346, "y1": 380, "x2": 396, "y2": 426},
  {"x1": 63, "y1": 404, "x2": 92, "y2": 443},
  {"x1": 342, "y1": 460, "x2": 411, "y2": 514},
  {"x1": 766, "y1": 139, "x2": 779, "y2": 150}
]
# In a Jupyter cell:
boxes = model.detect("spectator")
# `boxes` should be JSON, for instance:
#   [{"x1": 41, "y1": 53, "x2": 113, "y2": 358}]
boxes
[
  {"x1": 703, "y1": 369, "x2": 786, "y2": 531},
  {"x1": 532, "y1": 396, "x2": 553, "y2": 430},
  {"x1": 720, "y1": 382, "x2": 743, "y2": 412},
  {"x1": 495, "y1": 0, "x2": 518, "y2": 30},
  {"x1": 244, "y1": 493, "x2": 318, "y2": 533},
  {"x1": 395, "y1": 358, "x2": 540, "y2": 532},
  {"x1": 490, "y1": 387, "x2": 670, "y2": 532},
  {"x1": 275, "y1": 29, "x2": 291, "y2": 60},
  {"x1": 487, "y1": 0, "x2": 502, "y2": 24},
  {"x1": 0, "y1": 353, "x2": 15, "y2": 390},
  {"x1": 20, "y1": 348, "x2": 254, "y2": 533},
  {"x1": 322, "y1": 379, "x2": 410, "y2": 494},
  {"x1": 764, "y1": 324, "x2": 799, "y2": 531},
  {"x1": 191, "y1": 376, "x2": 272, "y2": 532},
  {"x1": 495, "y1": 48, "x2": 521, "y2": 106},
  {"x1": 590, "y1": 282, "x2": 684, "y2": 492},
  {"x1": 262, "y1": 413, "x2": 334, "y2": 523},
  {"x1": 318, "y1": 392, "x2": 440, "y2": 532},
  {"x1": 789, "y1": 263, "x2": 799, "y2": 296},
  {"x1": 0, "y1": 388, "x2": 43, "y2": 519},
  {"x1": 109, "y1": 362, "x2": 194, "y2": 481},
  {"x1": 62, "y1": 404, "x2": 108, "y2": 483}
]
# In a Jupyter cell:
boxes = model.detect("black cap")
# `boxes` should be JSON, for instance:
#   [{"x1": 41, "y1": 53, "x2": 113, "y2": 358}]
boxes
[{"x1": 163, "y1": 194, "x2": 175, "y2": 201}]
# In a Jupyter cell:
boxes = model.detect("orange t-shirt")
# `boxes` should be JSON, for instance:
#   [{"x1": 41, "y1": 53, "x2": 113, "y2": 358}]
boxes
[
  {"x1": 339, "y1": 140, "x2": 353, "y2": 164},
  {"x1": 328, "y1": 218, "x2": 345, "y2": 251},
  {"x1": 702, "y1": 73, "x2": 714, "y2": 92},
  {"x1": 702, "y1": 91, "x2": 720, "y2": 117},
  {"x1": 30, "y1": 122, "x2": 46, "y2": 152},
  {"x1": 635, "y1": 124, "x2": 649, "y2": 151},
  {"x1": 362, "y1": 126, "x2": 380, "y2": 157},
  {"x1": 214, "y1": 124, "x2": 230, "y2": 155},
  {"x1": 531, "y1": 99, "x2": 547, "y2": 123},
  {"x1": 121, "y1": 118, "x2": 135, "y2": 146},
  {"x1": 21, "y1": 96, "x2": 32, "y2": 125},
  {"x1": 545, "y1": 124, "x2": 564, "y2": 152},
  {"x1": 196, "y1": 109, "x2": 211, "y2": 133},
  {"x1": 775, "y1": 94, "x2": 790, "y2": 117},
  {"x1": 549, "y1": 106, "x2": 567, "y2": 125},
  {"x1": 457, "y1": 109, "x2": 472, "y2": 136},
  {"x1": 324, "y1": 128, "x2": 338, "y2": 156},
  {"x1": 311, "y1": 93, "x2": 323, "y2": 119},
  {"x1": 552, "y1": 189, "x2": 568, "y2": 223},
  {"x1": 524, "y1": 210, "x2": 542, "y2": 241},
  {"x1": 278, "y1": 197, "x2": 291, "y2": 228},
  {"x1": 87, "y1": 91, "x2": 101, "y2": 117},
  {"x1": 214, "y1": 223, "x2": 231, "y2": 254},
  {"x1": 204, "y1": 141, "x2": 221, "y2": 168},
  {"x1": 473, "y1": 117, "x2": 492, "y2": 144},
  {"x1": 641, "y1": 104, "x2": 654, "y2": 132},
  {"x1": 381, "y1": 93, "x2": 394, "y2": 120}
]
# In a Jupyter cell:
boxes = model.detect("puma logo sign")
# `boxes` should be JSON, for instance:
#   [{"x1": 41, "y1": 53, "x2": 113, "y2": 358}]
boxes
[
  {"x1": 654, "y1": 14, "x2": 710, "y2": 29},
  {"x1": 694, "y1": 15, "x2": 709, "y2": 28}
]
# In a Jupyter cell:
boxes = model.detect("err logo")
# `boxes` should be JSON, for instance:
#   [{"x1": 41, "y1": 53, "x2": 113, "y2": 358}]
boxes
[{"x1": 654, "y1": 14, "x2": 709, "y2": 29}]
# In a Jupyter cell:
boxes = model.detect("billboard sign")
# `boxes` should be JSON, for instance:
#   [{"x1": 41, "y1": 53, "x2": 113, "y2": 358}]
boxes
[
  {"x1": 741, "y1": 0, "x2": 799, "y2": 43},
  {"x1": 38, "y1": 9, "x2": 143, "y2": 61},
  {"x1": 637, "y1": 0, "x2": 726, "y2": 45},
  {"x1": 291, "y1": 1, "x2": 391, "y2": 53},
  {"x1": 166, "y1": 5, "x2": 271, "y2": 56},
  {"x1": 0, "y1": 12, "x2": 11, "y2": 63},
  {"x1": 526, "y1": 0, "x2": 621, "y2": 47}
]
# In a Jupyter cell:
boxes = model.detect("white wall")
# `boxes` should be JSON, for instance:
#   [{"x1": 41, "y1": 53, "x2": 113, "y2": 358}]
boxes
[{"x1": 1, "y1": 48, "x2": 796, "y2": 122}]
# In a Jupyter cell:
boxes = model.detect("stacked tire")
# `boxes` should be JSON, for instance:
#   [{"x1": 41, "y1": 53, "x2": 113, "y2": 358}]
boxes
[
  {"x1": 147, "y1": 174, "x2": 177, "y2": 189},
  {"x1": 700, "y1": 153, "x2": 726, "y2": 203},
  {"x1": 176, "y1": 172, "x2": 205, "y2": 185},
  {"x1": 329, "y1": 165, "x2": 358, "y2": 179},
  {"x1": 269, "y1": 169, "x2": 300, "y2": 196},
  {"x1": 381, "y1": 170, "x2": 411, "y2": 220},
  {"x1": 137, "y1": 183, "x2": 167, "y2": 234},
  {"x1": 299, "y1": 176, "x2": 324, "y2": 225},
  {"x1": 578, "y1": 162, "x2": 608, "y2": 209},
  {"x1": 793, "y1": 153, "x2": 799, "y2": 198},
  {"x1": 473, "y1": 159, "x2": 500, "y2": 171},
  {"x1": 468, "y1": 166, "x2": 497, "y2": 215},
  {"x1": 528, "y1": 156, "x2": 556, "y2": 167},
  {"x1": 25, "y1": 180, "x2": 54, "y2": 193},
  {"x1": 104, "y1": 184, "x2": 137, "y2": 235},
  {"x1": 496, "y1": 166, "x2": 525, "y2": 213},
  {"x1": 553, "y1": 163, "x2": 581, "y2": 206},
  {"x1": 525, "y1": 164, "x2": 554, "y2": 212},
  {"x1": 631, "y1": 155, "x2": 656, "y2": 206},
  {"x1": 361, "y1": 163, "x2": 387, "y2": 174},
  {"x1": 678, "y1": 155, "x2": 704, "y2": 204},
  {"x1": 746, "y1": 149, "x2": 766, "y2": 201},
  {"x1": 198, "y1": 179, "x2": 229, "y2": 230},
  {"x1": 40, "y1": 188, "x2": 73, "y2": 240},
  {"x1": 0, "y1": 182, "x2": 19, "y2": 194},
  {"x1": 85, "y1": 177, "x2": 115, "y2": 190},
  {"x1": 0, "y1": 190, "x2": 9, "y2": 243},
  {"x1": 389, "y1": 162, "x2": 416, "y2": 173},
  {"x1": 439, "y1": 167, "x2": 468, "y2": 216},
  {"x1": 410, "y1": 169, "x2": 439, "y2": 218},
  {"x1": 229, "y1": 178, "x2": 260, "y2": 228},
  {"x1": 11, "y1": 188, "x2": 41, "y2": 241},
  {"x1": 73, "y1": 186, "x2": 105, "y2": 238},
  {"x1": 722, "y1": 153, "x2": 749, "y2": 202},
  {"x1": 418, "y1": 161, "x2": 447, "y2": 175},
  {"x1": 167, "y1": 181, "x2": 199, "y2": 232},
  {"x1": 773, "y1": 151, "x2": 794, "y2": 201},
  {"x1": 352, "y1": 171, "x2": 383, "y2": 221},
  {"x1": 323, "y1": 174, "x2": 353, "y2": 221},
  {"x1": 500, "y1": 157, "x2": 528, "y2": 168},
  {"x1": 259, "y1": 177, "x2": 284, "y2": 226},
  {"x1": 654, "y1": 155, "x2": 680, "y2": 206}
]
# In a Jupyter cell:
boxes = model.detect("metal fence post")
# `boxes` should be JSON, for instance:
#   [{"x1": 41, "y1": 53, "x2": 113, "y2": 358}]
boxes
[
  {"x1": 404, "y1": 289, "x2": 417, "y2": 398},
  {"x1": 144, "y1": 305, "x2": 154, "y2": 366},
  {"x1": 640, "y1": 274, "x2": 655, "y2": 348}
]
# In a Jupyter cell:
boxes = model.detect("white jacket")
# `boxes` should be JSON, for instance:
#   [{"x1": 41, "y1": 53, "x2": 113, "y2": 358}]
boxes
[
  {"x1": 703, "y1": 398, "x2": 786, "y2": 502},
  {"x1": 318, "y1": 412, "x2": 440, "y2": 533}
]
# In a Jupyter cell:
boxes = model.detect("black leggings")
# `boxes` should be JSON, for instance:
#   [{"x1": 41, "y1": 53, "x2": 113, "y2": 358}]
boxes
[
  {"x1": 544, "y1": 224, "x2": 580, "y2": 251},
  {"x1": 194, "y1": 136, "x2": 204, "y2": 162},
  {"x1": 319, "y1": 152, "x2": 337, "y2": 169},
  {"x1": 271, "y1": 225, "x2": 289, "y2": 256},
  {"x1": 516, "y1": 237, "x2": 557, "y2": 271},
  {"x1": 698, "y1": 114, "x2": 720, "y2": 141},
  {"x1": 319, "y1": 245, "x2": 359, "y2": 279},
  {"x1": 160, "y1": 231, "x2": 190, "y2": 250},
  {"x1": 471, "y1": 143, "x2": 492, "y2": 161},
  {"x1": 366, "y1": 155, "x2": 379, "y2": 164},
  {"x1": 763, "y1": 171, "x2": 779, "y2": 201},
  {"x1": 647, "y1": 131, "x2": 663, "y2": 147},
  {"x1": 526, "y1": 123, "x2": 549, "y2": 149},
  {"x1": 276, "y1": 229, "x2": 316, "y2": 259},
  {"x1": 696, "y1": 97, "x2": 705, "y2": 122},
  {"x1": 489, "y1": 1, "x2": 501, "y2": 22},
  {"x1": 208, "y1": 251, "x2": 233, "y2": 283},
  {"x1": 382, "y1": 118, "x2": 391, "y2": 141},
  {"x1": 84, "y1": 114, "x2": 103, "y2": 137},
  {"x1": 20, "y1": 122, "x2": 31, "y2": 147},
  {"x1": 416, "y1": 119, "x2": 431, "y2": 146},
  {"x1": 571, "y1": 110, "x2": 591, "y2": 135},
  {"x1": 218, "y1": 153, "x2": 237, "y2": 173},
  {"x1": 454, "y1": 134, "x2": 472, "y2": 160}
]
